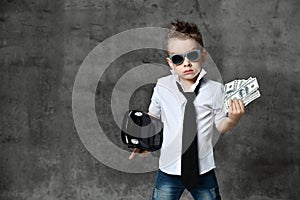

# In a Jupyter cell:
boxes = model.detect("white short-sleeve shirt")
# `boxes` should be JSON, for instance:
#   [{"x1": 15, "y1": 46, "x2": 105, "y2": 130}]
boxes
[{"x1": 148, "y1": 68, "x2": 226, "y2": 175}]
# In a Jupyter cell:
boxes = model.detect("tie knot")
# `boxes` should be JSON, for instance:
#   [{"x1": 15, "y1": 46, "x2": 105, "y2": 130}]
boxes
[{"x1": 176, "y1": 81, "x2": 199, "y2": 101}]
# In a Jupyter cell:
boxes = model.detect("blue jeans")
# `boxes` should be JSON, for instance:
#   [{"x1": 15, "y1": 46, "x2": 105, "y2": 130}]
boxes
[{"x1": 152, "y1": 169, "x2": 221, "y2": 200}]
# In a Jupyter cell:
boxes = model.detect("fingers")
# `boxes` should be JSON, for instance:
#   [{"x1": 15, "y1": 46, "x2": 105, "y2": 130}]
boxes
[
  {"x1": 232, "y1": 99, "x2": 238, "y2": 111},
  {"x1": 228, "y1": 99, "x2": 246, "y2": 119},
  {"x1": 129, "y1": 148, "x2": 139, "y2": 160},
  {"x1": 139, "y1": 151, "x2": 150, "y2": 157},
  {"x1": 229, "y1": 99, "x2": 244, "y2": 111},
  {"x1": 229, "y1": 99, "x2": 233, "y2": 113},
  {"x1": 234, "y1": 99, "x2": 244, "y2": 113},
  {"x1": 234, "y1": 99, "x2": 240, "y2": 111},
  {"x1": 129, "y1": 148, "x2": 150, "y2": 160},
  {"x1": 237, "y1": 99, "x2": 245, "y2": 114}
]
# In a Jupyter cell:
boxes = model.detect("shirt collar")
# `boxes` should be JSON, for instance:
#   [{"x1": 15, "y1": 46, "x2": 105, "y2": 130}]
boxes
[{"x1": 170, "y1": 68, "x2": 207, "y2": 92}]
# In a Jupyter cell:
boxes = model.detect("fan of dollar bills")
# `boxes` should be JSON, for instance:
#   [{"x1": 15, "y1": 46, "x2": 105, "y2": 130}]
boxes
[{"x1": 223, "y1": 77, "x2": 261, "y2": 113}]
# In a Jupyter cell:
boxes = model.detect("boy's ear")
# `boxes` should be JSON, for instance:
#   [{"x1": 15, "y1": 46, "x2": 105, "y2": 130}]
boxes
[
  {"x1": 166, "y1": 57, "x2": 174, "y2": 70},
  {"x1": 201, "y1": 49, "x2": 207, "y2": 63}
]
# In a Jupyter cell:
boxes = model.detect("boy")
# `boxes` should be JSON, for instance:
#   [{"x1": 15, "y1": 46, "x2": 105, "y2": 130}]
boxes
[{"x1": 129, "y1": 20, "x2": 245, "y2": 200}]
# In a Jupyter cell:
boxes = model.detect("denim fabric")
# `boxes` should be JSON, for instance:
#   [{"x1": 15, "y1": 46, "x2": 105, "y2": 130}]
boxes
[{"x1": 152, "y1": 169, "x2": 221, "y2": 200}]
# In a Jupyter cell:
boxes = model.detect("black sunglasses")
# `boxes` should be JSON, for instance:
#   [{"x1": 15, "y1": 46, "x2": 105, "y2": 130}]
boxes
[{"x1": 169, "y1": 49, "x2": 201, "y2": 65}]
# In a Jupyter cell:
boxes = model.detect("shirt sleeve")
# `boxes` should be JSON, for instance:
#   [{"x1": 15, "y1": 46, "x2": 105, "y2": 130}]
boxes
[
  {"x1": 214, "y1": 83, "x2": 227, "y2": 126},
  {"x1": 148, "y1": 84, "x2": 161, "y2": 119}
]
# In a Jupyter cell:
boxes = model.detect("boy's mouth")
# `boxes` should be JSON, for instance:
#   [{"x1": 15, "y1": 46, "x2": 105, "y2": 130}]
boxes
[{"x1": 183, "y1": 70, "x2": 193, "y2": 74}]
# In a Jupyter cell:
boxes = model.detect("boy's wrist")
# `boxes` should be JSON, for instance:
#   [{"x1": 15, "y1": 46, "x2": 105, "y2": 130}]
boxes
[
  {"x1": 223, "y1": 117, "x2": 238, "y2": 131},
  {"x1": 226, "y1": 116, "x2": 239, "y2": 126}
]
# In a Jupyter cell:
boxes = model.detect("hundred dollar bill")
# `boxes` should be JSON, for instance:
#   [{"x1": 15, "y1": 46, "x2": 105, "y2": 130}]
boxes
[
  {"x1": 223, "y1": 77, "x2": 260, "y2": 112},
  {"x1": 244, "y1": 90, "x2": 261, "y2": 106},
  {"x1": 224, "y1": 80, "x2": 237, "y2": 96},
  {"x1": 225, "y1": 78, "x2": 248, "y2": 98}
]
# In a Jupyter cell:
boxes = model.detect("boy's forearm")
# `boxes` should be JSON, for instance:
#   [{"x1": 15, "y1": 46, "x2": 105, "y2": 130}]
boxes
[{"x1": 216, "y1": 117, "x2": 238, "y2": 134}]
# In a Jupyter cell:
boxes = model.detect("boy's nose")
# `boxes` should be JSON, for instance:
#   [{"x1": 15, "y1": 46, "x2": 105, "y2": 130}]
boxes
[{"x1": 183, "y1": 57, "x2": 192, "y2": 66}]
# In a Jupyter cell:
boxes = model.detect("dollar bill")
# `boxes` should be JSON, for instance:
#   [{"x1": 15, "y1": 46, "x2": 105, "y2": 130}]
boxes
[
  {"x1": 225, "y1": 78, "x2": 248, "y2": 98},
  {"x1": 223, "y1": 77, "x2": 261, "y2": 112},
  {"x1": 224, "y1": 80, "x2": 237, "y2": 95},
  {"x1": 244, "y1": 90, "x2": 261, "y2": 106}
]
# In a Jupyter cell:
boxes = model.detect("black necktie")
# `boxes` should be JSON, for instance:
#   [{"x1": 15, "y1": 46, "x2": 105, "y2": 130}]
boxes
[{"x1": 176, "y1": 80, "x2": 201, "y2": 190}]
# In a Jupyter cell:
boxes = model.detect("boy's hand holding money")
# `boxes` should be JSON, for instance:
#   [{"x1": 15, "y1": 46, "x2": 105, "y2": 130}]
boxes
[
  {"x1": 228, "y1": 99, "x2": 245, "y2": 124},
  {"x1": 217, "y1": 99, "x2": 245, "y2": 134}
]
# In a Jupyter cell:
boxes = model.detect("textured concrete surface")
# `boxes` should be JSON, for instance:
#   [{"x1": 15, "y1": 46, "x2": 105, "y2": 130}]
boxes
[{"x1": 1, "y1": 0, "x2": 299, "y2": 199}]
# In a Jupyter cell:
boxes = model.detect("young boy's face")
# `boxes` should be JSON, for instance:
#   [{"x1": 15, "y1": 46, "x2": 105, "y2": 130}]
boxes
[{"x1": 166, "y1": 38, "x2": 205, "y2": 84}]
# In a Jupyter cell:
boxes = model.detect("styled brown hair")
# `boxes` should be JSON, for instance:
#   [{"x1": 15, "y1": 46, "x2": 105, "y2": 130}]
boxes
[{"x1": 167, "y1": 20, "x2": 204, "y2": 48}]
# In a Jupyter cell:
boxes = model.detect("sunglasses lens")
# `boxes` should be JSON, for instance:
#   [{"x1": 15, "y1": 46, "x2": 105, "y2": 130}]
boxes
[
  {"x1": 171, "y1": 55, "x2": 184, "y2": 65},
  {"x1": 187, "y1": 50, "x2": 200, "y2": 61}
]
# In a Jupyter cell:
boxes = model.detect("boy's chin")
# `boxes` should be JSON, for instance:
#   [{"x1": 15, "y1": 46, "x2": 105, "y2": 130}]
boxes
[
  {"x1": 183, "y1": 72, "x2": 199, "y2": 78},
  {"x1": 180, "y1": 75, "x2": 197, "y2": 81}
]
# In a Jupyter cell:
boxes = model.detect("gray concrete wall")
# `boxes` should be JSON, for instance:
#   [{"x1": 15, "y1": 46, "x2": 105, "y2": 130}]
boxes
[{"x1": 1, "y1": 0, "x2": 299, "y2": 199}]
